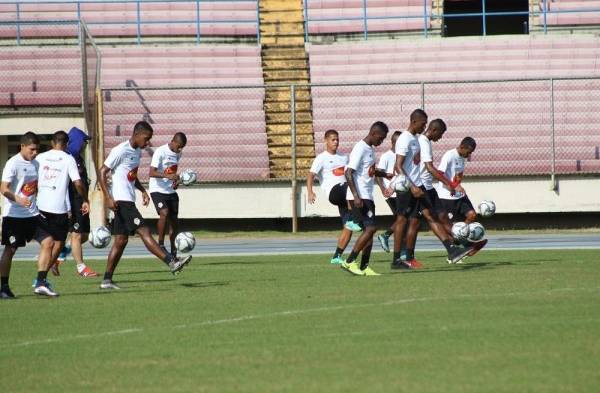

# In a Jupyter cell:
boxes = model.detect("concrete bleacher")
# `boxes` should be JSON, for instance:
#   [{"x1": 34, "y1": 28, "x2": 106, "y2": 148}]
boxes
[
  {"x1": 307, "y1": 35, "x2": 600, "y2": 175},
  {"x1": 101, "y1": 45, "x2": 270, "y2": 182},
  {"x1": 0, "y1": 1, "x2": 257, "y2": 38},
  {"x1": 305, "y1": 0, "x2": 432, "y2": 35},
  {"x1": 538, "y1": 0, "x2": 600, "y2": 26}
]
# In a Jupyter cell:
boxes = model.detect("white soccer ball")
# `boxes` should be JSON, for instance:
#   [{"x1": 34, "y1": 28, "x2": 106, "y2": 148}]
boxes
[
  {"x1": 451, "y1": 222, "x2": 470, "y2": 241},
  {"x1": 180, "y1": 169, "x2": 197, "y2": 186},
  {"x1": 175, "y1": 232, "x2": 196, "y2": 253},
  {"x1": 394, "y1": 176, "x2": 410, "y2": 193},
  {"x1": 90, "y1": 226, "x2": 111, "y2": 248},
  {"x1": 467, "y1": 222, "x2": 486, "y2": 242},
  {"x1": 478, "y1": 200, "x2": 496, "y2": 217}
]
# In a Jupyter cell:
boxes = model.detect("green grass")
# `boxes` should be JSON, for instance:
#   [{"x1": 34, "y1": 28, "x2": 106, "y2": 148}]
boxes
[{"x1": 2, "y1": 250, "x2": 600, "y2": 393}]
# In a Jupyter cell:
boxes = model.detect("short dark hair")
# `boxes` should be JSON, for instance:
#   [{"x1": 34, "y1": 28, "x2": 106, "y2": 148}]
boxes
[
  {"x1": 52, "y1": 130, "x2": 69, "y2": 146},
  {"x1": 391, "y1": 130, "x2": 402, "y2": 141},
  {"x1": 20, "y1": 132, "x2": 40, "y2": 146},
  {"x1": 429, "y1": 119, "x2": 447, "y2": 133},
  {"x1": 133, "y1": 121, "x2": 153, "y2": 134},
  {"x1": 410, "y1": 109, "x2": 428, "y2": 122},
  {"x1": 324, "y1": 129, "x2": 338, "y2": 139},
  {"x1": 173, "y1": 132, "x2": 187, "y2": 145},
  {"x1": 371, "y1": 121, "x2": 389, "y2": 135},
  {"x1": 460, "y1": 136, "x2": 477, "y2": 150}
]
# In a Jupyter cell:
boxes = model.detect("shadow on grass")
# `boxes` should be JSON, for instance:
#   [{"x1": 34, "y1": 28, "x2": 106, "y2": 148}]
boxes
[
  {"x1": 180, "y1": 281, "x2": 229, "y2": 288},
  {"x1": 203, "y1": 260, "x2": 279, "y2": 266},
  {"x1": 382, "y1": 259, "x2": 545, "y2": 275},
  {"x1": 113, "y1": 270, "x2": 171, "y2": 275}
]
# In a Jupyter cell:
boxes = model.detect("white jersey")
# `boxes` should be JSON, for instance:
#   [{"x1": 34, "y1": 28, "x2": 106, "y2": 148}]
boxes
[
  {"x1": 377, "y1": 149, "x2": 396, "y2": 198},
  {"x1": 418, "y1": 134, "x2": 434, "y2": 190},
  {"x1": 36, "y1": 149, "x2": 81, "y2": 214},
  {"x1": 436, "y1": 148, "x2": 466, "y2": 200},
  {"x1": 346, "y1": 140, "x2": 376, "y2": 201},
  {"x1": 395, "y1": 131, "x2": 421, "y2": 186},
  {"x1": 149, "y1": 144, "x2": 182, "y2": 195},
  {"x1": 310, "y1": 151, "x2": 347, "y2": 199},
  {"x1": 104, "y1": 141, "x2": 141, "y2": 202},
  {"x1": 1, "y1": 153, "x2": 39, "y2": 218}
]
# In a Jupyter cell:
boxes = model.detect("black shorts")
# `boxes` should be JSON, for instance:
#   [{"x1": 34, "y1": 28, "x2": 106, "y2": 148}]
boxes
[
  {"x1": 424, "y1": 188, "x2": 441, "y2": 216},
  {"x1": 439, "y1": 196, "x2": 475, "y2": 221},
  {"x1": 69, "y1": 197, "x2": 91, "y2": 233},
  {"x1": 150, "y1": 192, "x2": 179, "y2": 217},
  {"x1": 386, "y1": 197, "x2": 398, "y2": 216},
  {"x1": 36, "y1": 211, "x2": 70, "y2": 242},
  {"x1": 328, "y1": 183, "x2": 351, "y2": 224},
  {"x1": 350, "y1": 199, "x2": 376, "y2": 229},
  {"x1": 395, "y1": 191, "x2": 419, "y2": 218},
  {"x1": 1, "y1": 216, "x2": 39, "y2": 248},
  {"x1": 112, "y1": 201, "x2": 145, "y2": 236}
]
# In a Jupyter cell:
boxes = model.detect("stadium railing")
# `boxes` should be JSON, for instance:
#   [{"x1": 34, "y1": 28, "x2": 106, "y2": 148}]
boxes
[
  {"x1": 303, "y1": 0, "x2": 600, "y2": 40},
  {"x1": 0, "y1": 0, "x2": 260, "y2": 45}
]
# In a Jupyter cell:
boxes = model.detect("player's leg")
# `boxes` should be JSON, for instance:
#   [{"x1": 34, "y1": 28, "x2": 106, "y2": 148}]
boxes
[
  {"x1": 136, "y1": 225, "x2": 191, "y2": 275},
  {"x1": 377, "y1": 197, "x2": 397, "y2": 253},
  {"x1": 151, "y1": 192, "x2": 170, "y2": 252},
  {"x1": 101, "y1": 234, "x2": 128, "y2": 289},
  {"x1": 0, "y1": 245, "x2": 17, "y2": 299},
  {"x1": 342, "y1": 200, "x2": 379, "y2": 276},
  {"x1": 403, "y1": 215, "x2": 423, "y2": 269},
  {"x1": 391, "y1": 192, "x2": 414, "y2": 267},
  {"x1": 331, "y1": 202, "x2": 352, "y2": 264},
  {"x1": 32, "y1": 213, "x2": 61, "y2": 296},
  {"x1": 167, "y1": 193, "x2": 180, "y2": 257}
]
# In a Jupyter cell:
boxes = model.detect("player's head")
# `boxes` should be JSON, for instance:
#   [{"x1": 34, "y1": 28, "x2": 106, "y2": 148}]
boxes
[
  {"x1": 19, "y1": 132, "x2": 40, "y2": 161},
  {"x1": 169, "y1": 132, "x2": 187, "y2": 154},
  {"x1": 51, "y1": 130, "x2": 69, "y2": 151},
  {"x1": 132, "y1": 121, "x2": 153, "y2": 148},
  {"x1": 409, "y1": 109, "x2": 428, "y2": 133},
  {"x1": 458, "y1": 136, "x2": 476, "y2": 158},
  {"x1": 368, "y1": 121, "x2": 389, "y2": 147},
  {"x1": 391, "y1": 131, "x2": 401, "y2": 149},
  {"x1": 425, "y1": 119, "x2": 447, "y2": 142},
  {"x1": 324, "y1": 129, "x2": 339, "y2": 152}
]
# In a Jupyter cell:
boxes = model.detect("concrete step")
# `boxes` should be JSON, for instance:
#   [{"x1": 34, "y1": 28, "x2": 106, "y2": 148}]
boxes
[
  {"x1": 261, "y1": 35, "x2": 305, "y2": 46},
  {"x1": 264, "y1": 101, "x2": 311, "y2": 112},
  {"x1": 268, "y1": 134, "x2": 315, "y2": 145},
  {"x1": 269, "y1": 145, "x2": 315, "y2": 158},
  {"x1": 266, "y1": 112, "x2": 312, "y2": 124},
  {"x1": 260, "y1": 22, "x2": 305, "y2": 36},
  {"x1": 263, "y1": 69, "x2": 309, "y2": 80},
  {"x1": 267, "y1": 123, "x2": 313, "y2": 135},
  {"x1": 262, "y1": 58, "x2": 309, "y2": 69},
  {"x1": 260, "y1": 0, "x2": 303, "y2": 12}
]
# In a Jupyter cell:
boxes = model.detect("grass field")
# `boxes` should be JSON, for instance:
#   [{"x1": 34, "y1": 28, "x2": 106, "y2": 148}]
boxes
[{"x1": 2, "y1": 249, "x2": 600, "y2": 393}]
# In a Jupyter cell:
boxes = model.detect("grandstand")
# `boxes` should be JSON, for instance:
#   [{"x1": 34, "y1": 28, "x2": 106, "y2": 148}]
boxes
[{"x1": 1, "y1": 0, "x2": 600, "y2": 223}]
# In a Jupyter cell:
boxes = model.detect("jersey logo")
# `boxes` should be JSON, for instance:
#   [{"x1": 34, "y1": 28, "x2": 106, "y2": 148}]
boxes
[
  {"x1": 20, "y1": 180, "x2": 37, "y2": 197},
  {"x1": 164, "y1": 164, "x2": 178, "y2": 175},
  {"x1": 332, "y1": 167, "x2": 345, "y2": 176},
  {"x1": 127, "y1": 167, "x2": 139, "y2": 182}
]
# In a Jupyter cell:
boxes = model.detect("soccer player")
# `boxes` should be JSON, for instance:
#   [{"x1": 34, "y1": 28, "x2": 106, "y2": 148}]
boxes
[
  {"x1": 307, "y1": 129, "x2": 355, "y2": 264},
  {"x1": 149, "y1": 132, "x2": 187, "y2": 258},
  {"x1": 50, "y1": 127, "x2": 99, "y2": 277},
  {"x1": 98, "y1": 121, "x2": 191, "y2": 290},
  {"x1": 390, "y1": 109, "x2": 474, "y2": 268},
  {"x1": 0, "y1": 132, "x2": 40, "y2": 299},
  {"x1": 375, "y1": 130, "x2": 402, "y2": 254},
  {"x1": 34, "y1": 131, "x2": 91, "y2": 296},
  {"x1": 341, "y1": 121, "x2": 391, "y2": 276}
]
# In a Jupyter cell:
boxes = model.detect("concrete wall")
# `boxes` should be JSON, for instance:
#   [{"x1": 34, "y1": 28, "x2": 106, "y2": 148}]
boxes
[{"x1": 0, "y1": 115, "x2": 86, "y2": 136}]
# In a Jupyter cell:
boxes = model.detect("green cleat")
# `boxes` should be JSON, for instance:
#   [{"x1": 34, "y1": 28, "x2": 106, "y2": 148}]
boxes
[
  {"x1": 330, "y1": 256, "x2": 345, "y2": 264},
  {"x1": 344, "y1": 220, "x2": 363, "y2": 232},
  {"x1": 341, "y1": 261, "x2": 365, "y2": 276},
  {"x1": 377, "y1": 233, "x2": 390, "y2": 252},
  {"x1": 362, "y1": 266, "x2": 381, "y2": 276}
]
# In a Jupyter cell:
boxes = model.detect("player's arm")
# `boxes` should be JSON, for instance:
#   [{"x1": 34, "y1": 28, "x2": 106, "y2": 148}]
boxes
[
  {"x1": 306, "y1": 171, "x2": 318, "y2": 204},
  {"x1": 99, "y1": 165, "x2": 117, "y2": 211},
  {"x1": 375, "y1": 174, "x2": 386, "y2": 194},
  {"x1": 425, "y1": 162, "x2": 453, "y2": 189},
  {"x1": 149, "y1": 166, "x2": 179, "y2": 181},
  {"x1": 344, "y1": 168, "x2": 362, "y2": 208},
  {"x1": 394, "y1": 154, "x2": 423, "y2": 198},
  {"x1": 134, "y1": 178, "x2": 150, "y2": 206},
  {"x1": 452, "y1": 172, "x2": 465, "y2": 194},
  {"x1": 0, "y1": 181, "x2": 31, "y2": 208},
  {"x1": 72, "y1": 180, "x2": 90, "y2": 214},
  {"x1": 373, "y1": 169, "x2": 392, "y2": 179}
]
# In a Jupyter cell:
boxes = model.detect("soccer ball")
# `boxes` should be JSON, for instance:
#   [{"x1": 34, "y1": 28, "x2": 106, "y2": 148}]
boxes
[
  {"x1": 478, "y1": 200, "x2": 496, "y2": 217},
  {"x1": 467, "y1": 222, "x2": 486, "y2": 242},
  {"x1": 451, "y1": 222, "x2": 470, "y2": 241},
  {"x1": 394, "y1": 175, "x2": 410, "y2": 193},
  {"x1": 90, "y1": 226, "x2": 111, "y2": 248},
  {"x1": 180, "y1": 169, "x2": 197, "y2": 186},
  {"x1": 175, "y1": 232, "x2": 196, "y2": 253}
]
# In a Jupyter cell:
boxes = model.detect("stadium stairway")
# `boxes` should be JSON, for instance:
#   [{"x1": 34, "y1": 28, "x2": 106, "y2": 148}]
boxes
[{"x1": 259, "y1": 0, "x2": 315, "y2": 179}]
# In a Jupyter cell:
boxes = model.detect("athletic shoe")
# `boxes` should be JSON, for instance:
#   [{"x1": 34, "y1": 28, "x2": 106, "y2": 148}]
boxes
[
  {"x1": 341, "y1": 261, "x2": 365, "y2": 276},
  {"x1": 57, "y1": 245, "x2": 71, "y2": 262},
  {"x1": 159, "y1": 245, "x2": 169, "y2": 255},
  {"x1": 330, "y1": 256, "x2": 345, "y2": 264},
  {"x1": 467, "y1": 239, "x2": 488, "y2": 257},
  {"x1": 344, "y1": 220, "x2": 363, "y2": 232},
  {"x1": 50, "y1": 260, "x2": 62, "y2": 276},
  {"x1": 169, "y1": 255, "x2": 192, "y2": 275},
  {"x1": 377, "y1": 233, "x2": 390, "y2": 253},
  {"x1": 405, "y1": 259, "x2": 424, "y2": 269},
  {"x1": 78, "y1": 266, "x2": 99, "y2": 277},
  {"x1": 391, "y1": 259, "x2": 413, "y2": 270},
  {"x1": 362, "y1": 266, "x2": 381, "y2": 276},
  {"x1": 100, "y1": 280, "x2": 121, "y2": 290},
  {"x1": 446, "y1": 245, "x2": 474, "y2": 264},
  {"x1": 32, "y1": 279, "x2": 54, "y2": 289},
  {"x1": 34, "y1": 283, "x2": 59, "y2": 297},
  {"x1": 0, "y1": 287, "x2": 16, "y2": 299}
]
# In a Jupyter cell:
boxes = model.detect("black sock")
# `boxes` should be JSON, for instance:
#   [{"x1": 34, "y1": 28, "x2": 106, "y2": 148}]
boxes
[
  {"x1": 346, "y1": 250, "x2": 359, "y2": 264},
  {"x1": 360, "y1": 245, "x2": 372, "y2": 270},
  {"x1": 406, "y1": 249, "x2": 415, "y2": 260},
  {"x1": 1, "y1": 276, "x2": 8, "y2": 287},
  {"x1": 442, "y1": 240, "x2": 453, "y2": 252},
  {"x1": 393, "y1": 251, "x2": 400, "y2": 262},
  {"x1": 36, "y1": 271, "x2": 48, "y2": 285},
  {"x1": 162, "y1": 253, "x2": 174, "y2": 265},
  {"x1": 384, "y1": 229, "x2": 393, "y2": 237},
  {"x1": 103, "y1": 271, "x2": 113, "y2": 281},
  {"x1": 158, "y1": 240, "x2": 164, "y2": 246},
  {"x1": 333, "y1": 247, "x2": 344, "y2": 258}
]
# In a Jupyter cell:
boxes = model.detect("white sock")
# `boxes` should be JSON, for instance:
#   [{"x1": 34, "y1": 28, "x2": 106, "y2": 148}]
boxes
[{"x1": 76, "y1": 263, "x2": 86, "y2": 273}]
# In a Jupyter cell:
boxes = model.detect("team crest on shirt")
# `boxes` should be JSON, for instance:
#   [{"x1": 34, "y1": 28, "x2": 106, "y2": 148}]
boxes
[
  {"x1": 127, "y1": 167, "x2": 139, "y2": 182},
  {"x1": 20, "y1": 180, "x2": 37, "y2": 196}
]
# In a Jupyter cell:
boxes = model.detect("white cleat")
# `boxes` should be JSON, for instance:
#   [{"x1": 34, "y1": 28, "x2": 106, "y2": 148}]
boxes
[
  {"x1": 33, "y1": 284, "x2": 59, "y2": 297},
  {"x1": 100, "y1": 280, "x2": 121, "y2": 290}
]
